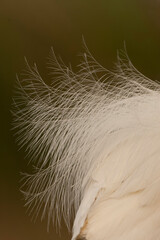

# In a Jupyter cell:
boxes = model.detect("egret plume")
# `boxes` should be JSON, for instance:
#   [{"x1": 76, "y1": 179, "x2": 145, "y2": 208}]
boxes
[{"x1": 12, "y1": 46, "x2": 160, "y2": 240}]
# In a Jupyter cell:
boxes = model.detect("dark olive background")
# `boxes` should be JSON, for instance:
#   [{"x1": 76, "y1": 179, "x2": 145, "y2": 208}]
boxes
[{"x1": 1, "y1": 0, "x2": 160, "y2": 239}]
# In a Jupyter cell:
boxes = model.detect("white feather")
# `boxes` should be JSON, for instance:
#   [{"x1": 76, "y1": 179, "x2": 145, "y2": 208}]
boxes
[{"x1": 12, "y1": 46, "x2": 160, "y2": 239}]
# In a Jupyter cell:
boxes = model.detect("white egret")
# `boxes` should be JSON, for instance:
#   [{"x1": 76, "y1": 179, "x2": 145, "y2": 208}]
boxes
[{"x1": 13, "y1": 47, "x2": 160, "y2": 240}]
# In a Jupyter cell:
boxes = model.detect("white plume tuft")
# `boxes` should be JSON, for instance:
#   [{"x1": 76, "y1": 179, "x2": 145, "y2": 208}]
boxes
[{"x1": 12, "y1": 45, "x2": 160, "y2": 233}]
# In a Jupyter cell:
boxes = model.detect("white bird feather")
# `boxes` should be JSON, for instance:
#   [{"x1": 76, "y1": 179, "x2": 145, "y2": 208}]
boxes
[{"x1": 12, "y1": 46, "x2": 160, "y2": 240}]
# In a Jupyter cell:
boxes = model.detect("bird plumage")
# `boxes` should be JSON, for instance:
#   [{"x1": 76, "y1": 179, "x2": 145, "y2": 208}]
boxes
[{"x1": 13, "y1": 46, "x2": 160, "y2": 240}]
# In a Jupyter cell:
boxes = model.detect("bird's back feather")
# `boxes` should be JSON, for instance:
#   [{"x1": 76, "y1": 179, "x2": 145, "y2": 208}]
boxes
[{"x1": 12, "y1": 47, "x2": 160, "y2": 239}]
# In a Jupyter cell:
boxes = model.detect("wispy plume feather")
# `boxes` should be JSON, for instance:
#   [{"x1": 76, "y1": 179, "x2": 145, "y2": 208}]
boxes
[{"x1": 12, "y1": 44, "x2": 160, "y2": 232}]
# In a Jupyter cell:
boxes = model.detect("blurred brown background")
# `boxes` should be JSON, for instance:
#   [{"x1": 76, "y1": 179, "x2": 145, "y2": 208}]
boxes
[{"x1": 1, "y1": 0, "x2": 160, "y2": 239}]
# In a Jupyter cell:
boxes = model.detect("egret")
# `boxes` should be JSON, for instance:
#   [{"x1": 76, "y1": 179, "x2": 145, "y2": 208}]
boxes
[{"x1": 13, "y1": 47, "x2": 160, "y2": 240}]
